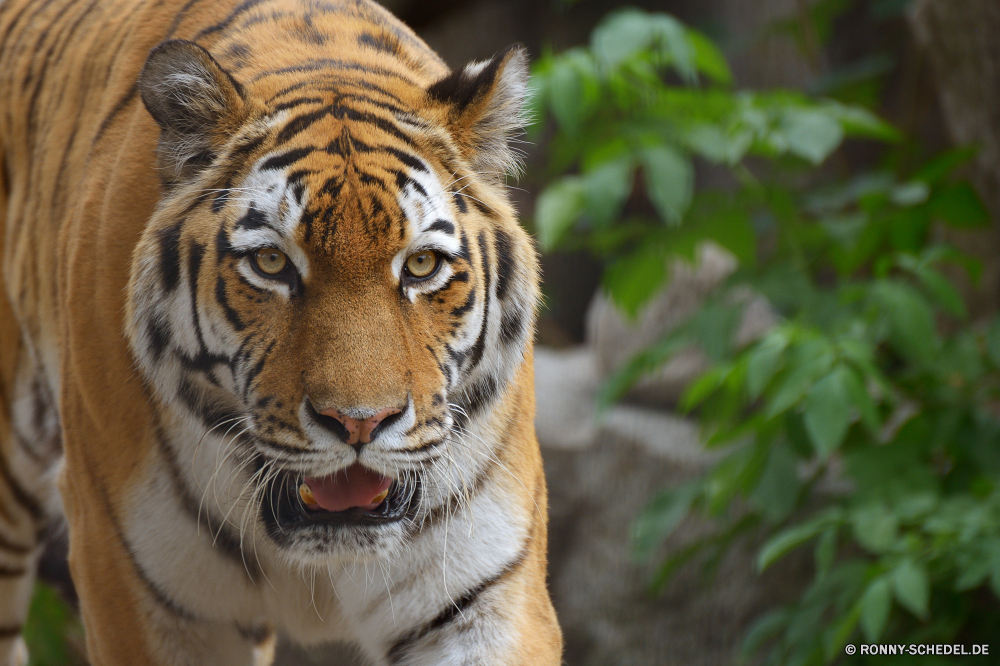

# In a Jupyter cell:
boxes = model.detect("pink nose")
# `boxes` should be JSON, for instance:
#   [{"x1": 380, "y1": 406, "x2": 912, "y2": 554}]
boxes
[{"x1": 319, "y1": 407, "x2": 401, "y2": 446}]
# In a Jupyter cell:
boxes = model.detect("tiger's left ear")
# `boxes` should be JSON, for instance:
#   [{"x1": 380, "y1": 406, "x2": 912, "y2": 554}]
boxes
[
  {"x1": 427, "y1": 46, "x2": 530, "y2": 182},
  {"x1": 138, "y1": 40, "x2": 248, "y2": 184}
]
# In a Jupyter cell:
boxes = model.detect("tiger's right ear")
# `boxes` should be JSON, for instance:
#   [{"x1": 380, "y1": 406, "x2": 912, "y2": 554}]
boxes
[{"x1": 138, "y1": 40, "x2": 247, "y2": 183}]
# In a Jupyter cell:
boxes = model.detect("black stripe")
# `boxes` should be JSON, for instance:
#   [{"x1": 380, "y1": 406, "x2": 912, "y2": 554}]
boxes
[
  {"x1": 94, "y1": 83, "x2": 137, "y2": 144},
  {"x1": 266, "y1": 77, "x2": 406, "y2": 107},
  {"x1": 260, "y1": 146, "x2": 315, "y2": 171},
  {"x1": 499, "y1": 309, "x2": 525, "y2": 347},
  {"x1": 157, "y1": 221, "x2": 184, "y2": 292},
  {"x1": 349, "y1": 138, "x2": 426, "y2": 172},
  {"x1": 415, "y1": 451, "x2": 496, "y2": 534},
  {"x1": 332, "y1": 106, "x2": 415, "y2": 146},
  {"x1": 155, "y1": 426, "x2": 260, "y2": 581},
  {"x1": 455, "y1": 375, "x2": 499, "y2": 429},
  {"x1": 275, "y1": 106, "x2": 330, "y2": 144},
  {"x1": 387, "y1": 547, "x2": 528, "y2": 664},
  {"x1": 236, "y1": 623, "x2": 273, "y2": 645},
  {"x1": 272, "y1": 96, "x2": 324, "y2": 112},
  {"x1": 493, "y1": 228, "x2": 515, "y2": 301},
  {"x1": 215, "y1": 276, "x2": 245, "y2": 331},
  {"x1": 428, "y1": 219, "x2": 454, "y2": 235},
  {"x1": 0, "y1": 626, "x2": 22, "y2": 639},
  {"x1": 250, "y1": 58, "x2": 417, "y2": 87},
  {"x1": 358, "y1": 31, "x2": 400, "y2": 56},
  {"x1": 235, "y1": 205, "x2": 268, "y2": 231},
  {"x1": 0, "y1": 531, "x2": 32, "y2": 555},
  {"x1": 450, "y1": 287, "x2": 475, "y2": 317},
  {"x1": 0, "y1": 564, "x2": 27, "y2": 577},
  {"x1": 227, "y1": 132, "x2": 268, "y2": 167},
  {"x1": 194, "y1": 0, "x2": 271, "y2": 38},
  {"x1": 452, "y1": 190, "x2": 468, "y2": 214},
  {"x1": 0, "y1": 452, "x2": 43, "y2": 521},
  {"x1": 146, "y1": 317, "x2": 171, "y2": 362},
  {"x1": 89, "y1": 469, "x2": 198, "y2": 621},
  {"x1": 187, "y1": 239, "x2": 208, "y2": 348},
  {"x1": 466, "y1": 232, "x2": 492, "y2": 371}
]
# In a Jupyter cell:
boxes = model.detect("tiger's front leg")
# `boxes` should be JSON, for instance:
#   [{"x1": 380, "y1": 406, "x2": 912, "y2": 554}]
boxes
[
  {"x1": 377, "y1": 556, "x2": 562, "y2": 666},
  {"x1": 62, "y1": 483, "x2": 274, "y2": 666}
]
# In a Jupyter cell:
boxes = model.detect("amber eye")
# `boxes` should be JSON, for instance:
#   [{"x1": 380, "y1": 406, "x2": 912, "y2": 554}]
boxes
[
  {"x1": 405, "y1": 250, "x2": 439, "y2": 278},
  {"x1": 254, "y1": 248, "x2": 288, "y2": 276}
]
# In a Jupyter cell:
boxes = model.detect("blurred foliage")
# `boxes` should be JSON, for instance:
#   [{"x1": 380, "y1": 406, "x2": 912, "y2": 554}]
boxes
[
  {"x1": 531, "y1": 5, "x2": 1000, "y2": 665},
  {"x1": 530, "y1": 8, "x2": 897, "y2": 317},
  {"x1": 24, "y1": 584, "x2": 85, "y2": 666}
]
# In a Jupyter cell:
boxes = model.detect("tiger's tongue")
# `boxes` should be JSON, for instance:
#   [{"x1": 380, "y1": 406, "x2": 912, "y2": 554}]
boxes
[{"x1": 304, "y1": 463, "x2": 392, "y2": 512}]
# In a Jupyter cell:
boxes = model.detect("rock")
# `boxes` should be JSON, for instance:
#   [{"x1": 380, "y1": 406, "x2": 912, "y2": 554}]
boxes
[
  {"x1": 586, "y1": 243, "x2": 778, "y2": 409},
  {"x1": 533, "y1": 347, "x2": 601, "y2": 450},
  {"x1": 543, "y1": 400, "x2": 806, "y2": 666}
]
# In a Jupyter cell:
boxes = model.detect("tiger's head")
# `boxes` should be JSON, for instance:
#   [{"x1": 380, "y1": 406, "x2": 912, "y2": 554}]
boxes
[{"x1": 125, "y1": 39, "x2": 538, "y2": 562}]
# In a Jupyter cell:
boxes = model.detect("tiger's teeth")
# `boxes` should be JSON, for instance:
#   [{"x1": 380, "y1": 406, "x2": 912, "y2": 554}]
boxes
[
  {"x1": 299, "y1": 483, "x2": 318, "y2": 506},
  {"x1": 371, "y1": 489, "x2": 389, "y2": 505}
]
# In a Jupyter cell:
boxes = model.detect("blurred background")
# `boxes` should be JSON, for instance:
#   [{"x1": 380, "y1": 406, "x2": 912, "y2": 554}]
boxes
[{"x1": 25, "y1": 0, "x2": 1000, "y2": 664}]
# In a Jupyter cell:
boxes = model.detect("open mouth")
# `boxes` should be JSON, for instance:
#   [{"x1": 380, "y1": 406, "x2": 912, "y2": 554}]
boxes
[{"x1": 263, "y1": 462, "x2": 417, "y2": 532}]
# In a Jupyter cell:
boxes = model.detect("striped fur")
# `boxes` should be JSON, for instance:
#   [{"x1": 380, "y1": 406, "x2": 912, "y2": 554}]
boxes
[{"x1": 0, "y1": 0, "x2": 561, "y2": 663}]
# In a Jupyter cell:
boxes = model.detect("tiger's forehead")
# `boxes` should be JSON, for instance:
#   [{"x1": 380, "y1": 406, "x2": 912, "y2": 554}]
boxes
[{"x1": 230, "y1": 131, "x2": 462, "y2": 268}]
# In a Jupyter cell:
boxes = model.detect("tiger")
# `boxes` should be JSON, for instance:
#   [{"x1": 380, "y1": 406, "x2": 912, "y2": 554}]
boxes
[{"x1": 0, "y1": 0, "x2": 563, "y2": 663}]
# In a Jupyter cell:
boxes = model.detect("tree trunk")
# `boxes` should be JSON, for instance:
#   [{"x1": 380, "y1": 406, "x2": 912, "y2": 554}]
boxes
[{"x1": 910, "y1": 0, "x2": 1000, "y2": 315}]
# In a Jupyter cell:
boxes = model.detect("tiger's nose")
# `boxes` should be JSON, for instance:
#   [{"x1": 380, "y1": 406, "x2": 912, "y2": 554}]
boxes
[{"x1": 318, "y1": 407, "x2": 402, "y2": 446}]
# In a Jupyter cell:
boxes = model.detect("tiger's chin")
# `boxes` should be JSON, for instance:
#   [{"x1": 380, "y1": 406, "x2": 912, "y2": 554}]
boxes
[{"x1": 259, "y1": 464, "x2": 421, "y2": 562}]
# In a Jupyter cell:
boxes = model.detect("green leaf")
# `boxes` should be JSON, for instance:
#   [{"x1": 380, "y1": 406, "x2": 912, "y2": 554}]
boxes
[
  {"x1": 814, "y1": 527, "x2": 837, "y2": 577},
  {"x1": 913, "y1": 264, "x2": 967, "y2": 318},
  {"x1": 683, "y1": 125, "x2": 752, "y2": 165},
  {"x1": 547, "y1": 50, "x2": 600, "y2": 136},
  {"x1": 987, "y1": 317, "x2": 1000, "y2": 368},
  {"x1": 24, "y1": 583, "x2": 83, "y2": 666},
  {"x1": 602, "y1": 243, "x2": 669, "y2": 317},
  {"x1": 679, "y1": 365, "x2": 730, "y2": 411},
  {"x1": 632, "y1": 481, "x2": 701, "y2": 559},
  {"x1": 782, "y1": 108, "x2": 844, "y2": 164},
  {"x1": 913, "y1": 145, "x2": 978, "y2": 184},
  {"x1": 851, "y1": 503, "x2": 898, "y2": 554},
  {"x1": 741, "y1": 609, "x2": 791, "y2": 661},
  {"x1": 870, "y1": 280, "x2": 941, "y2": 366},
  {"x1": 829, "y1": 103, "x2": 902, "y2": 142},
  {"x1": 955, "y1": 548, "x2": 991, "y2": 591},
  {"x1": 823, "y1": 602, "x2": 862, "y2": 663},
  {"x1": 803, "y1": 366, "x2": 853, "y2": 458},
  {"x1": 641, "y1": 145, "x2": 693, "y2": 225},
  {"x1": 687, "y1": 29, "x2": 733, "y2": 85},
  {"x1": 746, "y1": 333, "x2": 790, "y2": 399},
  {"x1": 892, "y1": 558, "x2": 930, "y2": 619},
  {"x1": 597, "y1": 331, "x2": 690, "y2": 409},
  {"x1": 534, "y1": 177, "x2": 585, "y2": 249},
  {"x1": 929, "y1": 182, "x2": 990, "y2": 228},
  {"x1": 860, "y1": 576, "x2": 892, "y2": 642},
  {"x1": 842, "y1": 366, "x2": 880, "y2": 434},
  {"x1": 582, "y1": 156, "x2": 635, "y2": 227},
  {"x1": 766, "y1": 342, "x2": 835, "y2": 418},
  {"x1": 758, "y1": 513, "x2": 841, "y2": 571},
  {"x1": 750, "y1": 441, "x2": 799, "y2": 522},
  {"x1": 591, "y1": 9, "x2": 696, "y2": 82}
]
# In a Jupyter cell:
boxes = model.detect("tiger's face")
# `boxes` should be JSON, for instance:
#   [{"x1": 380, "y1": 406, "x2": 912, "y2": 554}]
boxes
[{"x1": 126, "y1": 40, "x2": 537, "y2": 562}]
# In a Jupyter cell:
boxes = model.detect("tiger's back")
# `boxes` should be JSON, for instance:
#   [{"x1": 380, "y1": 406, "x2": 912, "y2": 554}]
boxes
[{"x1": 0, "y1": 0, "x2": 561, "y2": 663}]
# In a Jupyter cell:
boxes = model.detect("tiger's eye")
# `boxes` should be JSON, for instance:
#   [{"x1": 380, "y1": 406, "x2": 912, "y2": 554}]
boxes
[
  {"x1": 405, "y1": 250, "x2": 439, "y2": 278},
  {"x1": 254, "y1": 248, "x2": 287, "y2": 275}
]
